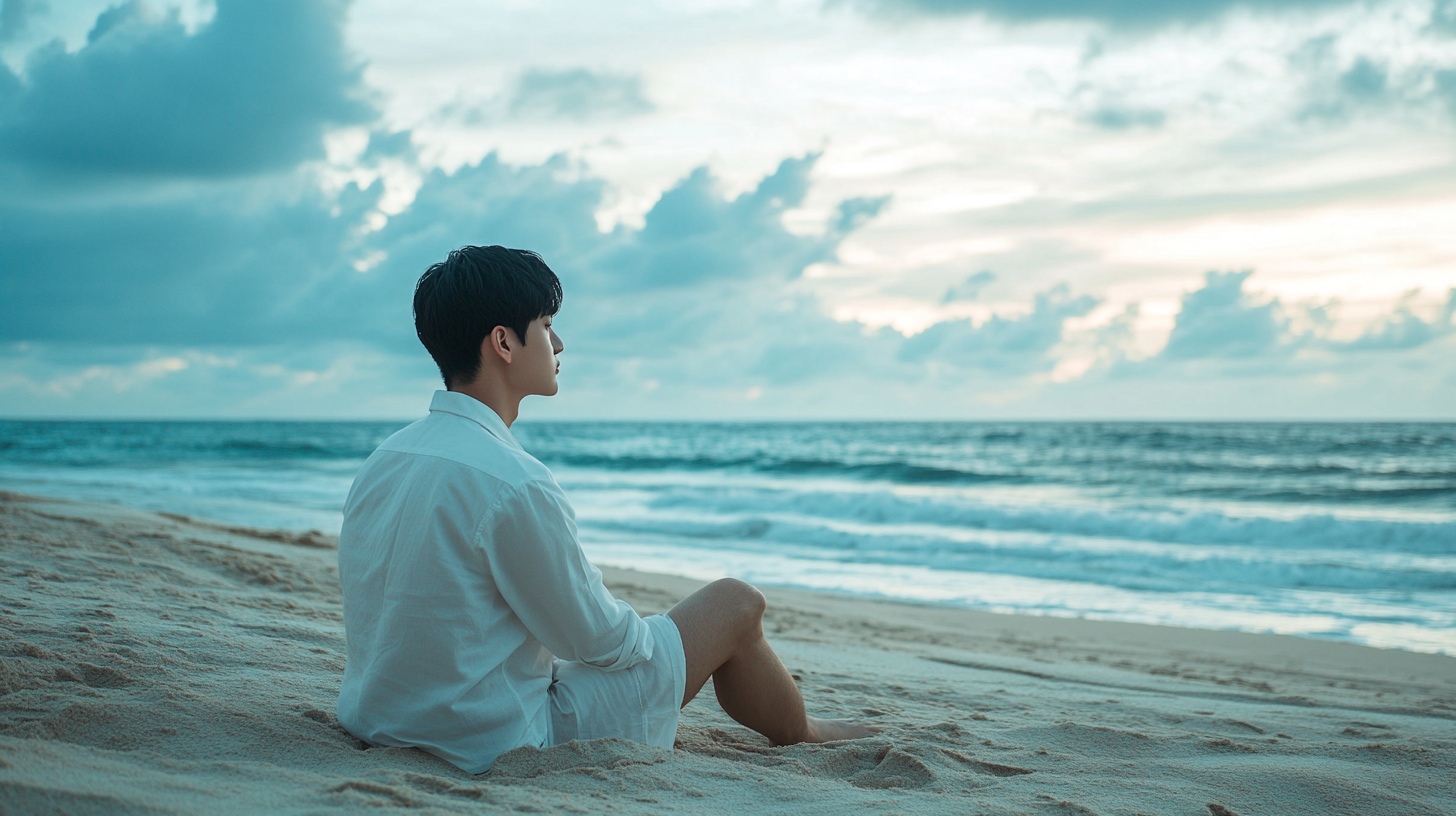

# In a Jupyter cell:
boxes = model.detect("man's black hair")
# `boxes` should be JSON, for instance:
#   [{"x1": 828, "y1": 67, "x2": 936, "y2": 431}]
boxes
[{"x1": 413, "y1": 245, "x2": 563, "y2": 388}]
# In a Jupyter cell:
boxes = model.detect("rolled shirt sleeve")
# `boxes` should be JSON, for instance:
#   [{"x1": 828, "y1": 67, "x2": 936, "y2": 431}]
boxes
[{"x1": 482, "y1": 478, "x2": 654, "y2": 671}]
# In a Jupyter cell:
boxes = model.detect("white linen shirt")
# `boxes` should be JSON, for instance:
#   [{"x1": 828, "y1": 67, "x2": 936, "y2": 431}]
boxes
[{"x1": 336, "y1": 390, "x2": 657, "y2": 773}]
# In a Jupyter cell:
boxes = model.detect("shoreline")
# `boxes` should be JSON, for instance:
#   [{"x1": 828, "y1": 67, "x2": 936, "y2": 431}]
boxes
[
  {"x1": 6, "y1": 486, "x2": 1452, "y2": 659},
  {"x1": 2, "y1": 491, "x2": 1453, "y2": 814},
  {"x1": 599, "y1": 564, "x2": 1455, "y2": 694}
]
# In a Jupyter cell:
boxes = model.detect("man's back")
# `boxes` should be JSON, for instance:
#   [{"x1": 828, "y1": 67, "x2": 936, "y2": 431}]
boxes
[{"x1": 336, "y1": 390, "x2": 652, "y2": 773}]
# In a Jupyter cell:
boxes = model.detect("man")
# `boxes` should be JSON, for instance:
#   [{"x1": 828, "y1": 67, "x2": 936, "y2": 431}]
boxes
[{"x1": 336, "y1": 245, "x2": 873, "y2": 773}]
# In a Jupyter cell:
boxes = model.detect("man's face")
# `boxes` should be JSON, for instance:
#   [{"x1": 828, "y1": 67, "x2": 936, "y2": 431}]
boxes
[{"x1": 514, "y1": 315, "x2": 564, "y2": 397}]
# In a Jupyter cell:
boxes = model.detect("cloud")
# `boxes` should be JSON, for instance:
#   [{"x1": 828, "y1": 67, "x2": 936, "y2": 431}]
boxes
[
  {"x1": 0, "y1": 340, "x2": 437, "y2": 418},
  {"x1": 376, "y1": 151, "x2": 867, "y2": 305},
  {"x1": 591, "y1": 154, "x2": 854, "y2": 291},
  {"x1": 0, "y1": 171, "x2": 386, "y2": 345},
  {"x1": 1158, "y1": 270, "x2": 1293, "y2": 360},
  {"x1": 750, "y1": 318, "x2": 902, "y2": 386},
  {"x1": 3, "y1": 0, "x2": 1450, "y2": 420},
  {"x1": 940, "y1": 270, "x2": 996, "y2": 303},
  {"x1": 508, "y1": 68, "x2": 654, "y2": 122},
  {"x1": 1338, "y1": 57, "x2": 1388, "y2": 101},
  {"x1": 0, "y1": 0, "x2": 374, "y2": 176},
  {"x1": 0, "y1": 58, "x2": 18, "y2": 105},
  {"x1": 1067, "y1": 67, "x2": 1168, "y2": 131},
  {"x1": 441, "y1": 68, "x2": 656, "y2": 126},
  {"x1": 1082, "y1": 104, "x2": 1166, "y2": 129},
  {"x1": 1338, "y1": 290, "x2": 1456, "y2": 352},
  {"x1": 1434, "y1": 69, "x2": 1456, "y2": 117},
  {"x1": 901, "y1": 283, "x2": 1099, "y2": 371},
  {"x1": 1287, "y1": 36, "x2": 1393, "y2": 122},
  {"x1": 363, "y1": 129, "x2": 414, "y2": 161},
  {"x1": 358, "y1": 150, "x2": 889, "y2": 389},
  {"x1": 1286, "y1": 37, "x2": 1456, "y2": 125},
  {"x1": 0, "y1": 0, "x2": 46, "y2": 43},
  {"x1": 2, "y1": 3, "x2": 816, "y2": 360},
  {"x1": 362, "y1": 153, "x2": 609, "y2": 292},
  {"x1": 2, "y1": 136, "x2": 888, "y2": 401},
  {"x1": 1301, "y1": 55, "x2": 1393, "y2": 121},
  {"x1": 1429, "y1": 0, "x2": 1456, "y2": 35},
  {"x1": 1115, "y1": 276, "x2": 1453, "y2": 380},
  {"x1": 831, "y1": 195, "x2": 892, "y2": 234},
  {"x1": 841, "y1": 0, "x2": 1355, "y2": 27}
]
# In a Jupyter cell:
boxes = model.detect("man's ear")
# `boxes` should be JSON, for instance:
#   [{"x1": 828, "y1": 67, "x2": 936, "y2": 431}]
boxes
[{"x1": 483, "y1": 326, "x2": 514, "y2": 365}]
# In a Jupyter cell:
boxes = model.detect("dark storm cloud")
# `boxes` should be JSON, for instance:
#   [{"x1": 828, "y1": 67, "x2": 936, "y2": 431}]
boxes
[
  {"x1": 900, "y1": 283, "x2": 1099, "y2": 371},
  {"x1": 0, "y1": 0, "x2": 373, "y2": 176},
  {"x1": 509, "y1": 68, "x2": 654, "y2": 122},
  {"x1": 841, "y1": 0, "x2": 1354, "y2": 27}
]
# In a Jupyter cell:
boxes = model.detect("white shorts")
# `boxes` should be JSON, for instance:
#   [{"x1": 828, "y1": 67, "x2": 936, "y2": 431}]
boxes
[{"x1": 547, "y1": 614, "x2": 686, "y2": 750}]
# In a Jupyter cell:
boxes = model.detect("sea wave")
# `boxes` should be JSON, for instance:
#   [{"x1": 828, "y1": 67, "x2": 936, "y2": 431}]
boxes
[
  {"x1": 521, "y1": 424, "x2": 1456, "y2": 507},
  {"x1": 0, "y1": 421, "x2": 397, "y2": 465},
  {"x1": 4, "y1": 418, "x2": 1453, "y2": 654},
  {"x1": 534, "y1": 453, "x2": 1456, "y2": 504},
  {"x1": 633, "y1": 486, "x2": 1456, "y2": 555},
  {"x1": 544, "y1": 453, "x2": 1024, "y2": 484},
  {"x1": 577, "y1": 511, "x2": 1456, "y2": 593}
]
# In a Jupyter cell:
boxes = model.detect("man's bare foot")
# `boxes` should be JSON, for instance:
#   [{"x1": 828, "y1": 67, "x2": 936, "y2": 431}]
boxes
[
  {"x1": 768, "y1": 716, "x2": 878, "y2": 746},
  {"x1": 802, "y1": 715, "x2": 882, "y2": 743}
]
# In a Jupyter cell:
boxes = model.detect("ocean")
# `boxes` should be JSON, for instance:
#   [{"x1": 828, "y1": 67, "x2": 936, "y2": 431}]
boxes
[{"x1": 2, "y1": 419, "x2": 1452, "y2": 655}]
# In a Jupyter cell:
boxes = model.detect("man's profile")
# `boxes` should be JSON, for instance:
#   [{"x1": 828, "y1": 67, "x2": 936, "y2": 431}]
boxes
[{"x1": 336, "y1": 245, "x2": 873, "y2": 772}]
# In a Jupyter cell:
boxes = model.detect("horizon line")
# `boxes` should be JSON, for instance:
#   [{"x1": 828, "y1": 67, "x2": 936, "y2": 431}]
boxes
[{"x1": 2, "y1": 415, "x2": 1454, "y2": 424}]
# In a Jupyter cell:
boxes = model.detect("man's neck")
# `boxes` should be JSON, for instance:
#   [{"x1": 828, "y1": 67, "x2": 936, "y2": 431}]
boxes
[{"x1": 448, "y1": 380, "x2": 521, "y2": 427}]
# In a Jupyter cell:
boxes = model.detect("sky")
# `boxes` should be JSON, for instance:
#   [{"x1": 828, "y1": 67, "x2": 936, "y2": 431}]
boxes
[{"x1": 1, "y1": 0, "x2": 1454, "y2": 420}]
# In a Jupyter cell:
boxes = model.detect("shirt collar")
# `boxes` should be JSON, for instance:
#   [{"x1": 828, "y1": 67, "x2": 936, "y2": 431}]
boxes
[{"x1": 429, "y1": 390, "x2": 523, "y2": 450}]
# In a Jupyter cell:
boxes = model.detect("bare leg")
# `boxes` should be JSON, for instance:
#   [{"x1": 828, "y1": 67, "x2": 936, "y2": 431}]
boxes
[{"x1": 667, "y1": 578, "x2": 877, "y2": 746}]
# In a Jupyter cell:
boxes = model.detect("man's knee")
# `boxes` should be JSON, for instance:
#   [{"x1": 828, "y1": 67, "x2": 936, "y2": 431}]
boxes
[{"x1": 709, "y1": 577, "x2": 766, "y2": 637}]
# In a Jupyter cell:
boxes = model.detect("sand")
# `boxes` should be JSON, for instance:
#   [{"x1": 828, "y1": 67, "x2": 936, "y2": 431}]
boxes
[{"x1": 0, "y1": 490, "x2": 1452, "y2": 815}]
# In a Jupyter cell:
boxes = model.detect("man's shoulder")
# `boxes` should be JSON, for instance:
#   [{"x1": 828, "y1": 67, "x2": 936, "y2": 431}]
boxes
[{"x1": 373, "y1": 411, "x2": 554, "y2": 489}]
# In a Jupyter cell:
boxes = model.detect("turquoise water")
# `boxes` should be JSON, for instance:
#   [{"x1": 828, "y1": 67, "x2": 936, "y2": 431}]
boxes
[{"x1": 2, "y1": 419, "x2": 1453, "y2": 653}]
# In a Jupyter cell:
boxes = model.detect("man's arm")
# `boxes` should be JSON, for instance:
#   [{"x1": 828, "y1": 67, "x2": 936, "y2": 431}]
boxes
[{"x1": 481, "y1": 478, "x2": 652, "y2": 670}]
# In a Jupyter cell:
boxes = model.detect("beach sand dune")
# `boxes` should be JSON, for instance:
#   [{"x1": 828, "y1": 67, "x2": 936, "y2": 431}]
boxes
[{"x1": 1, "y1": 491, "x2": 1452, "y2": 815}]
